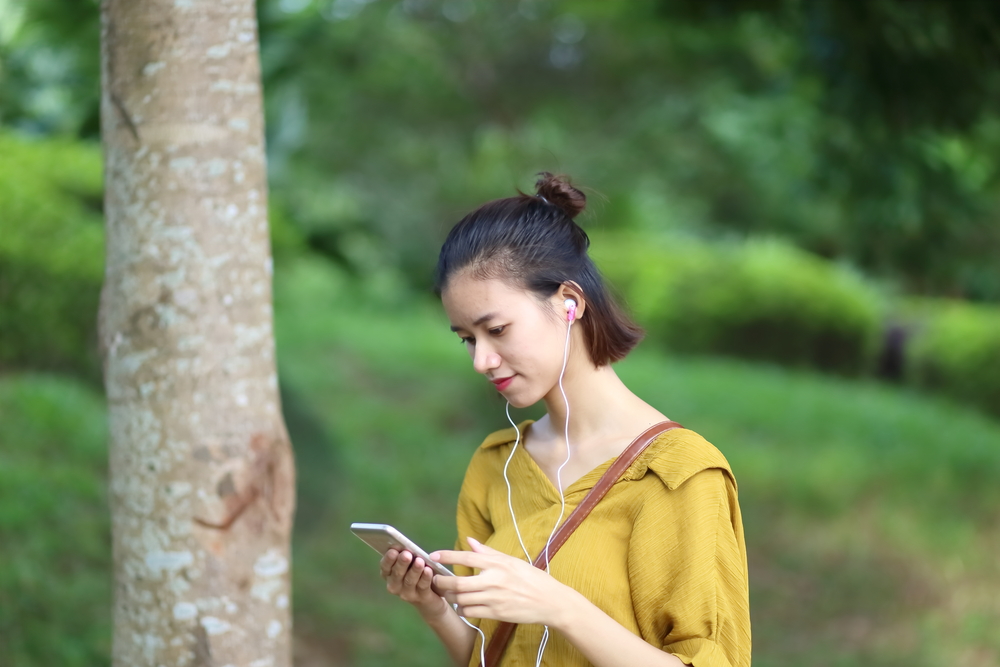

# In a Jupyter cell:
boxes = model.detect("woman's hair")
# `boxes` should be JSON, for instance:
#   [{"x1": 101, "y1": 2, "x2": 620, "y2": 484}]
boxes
[{"x1": 433, "y1": 172, "x2": 643, "y2": 366}]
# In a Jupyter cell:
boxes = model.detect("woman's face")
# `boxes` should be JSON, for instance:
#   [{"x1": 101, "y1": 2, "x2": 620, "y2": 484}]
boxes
[{"x1": 441, "y1": 273, "x2": 573, "y2": 408}]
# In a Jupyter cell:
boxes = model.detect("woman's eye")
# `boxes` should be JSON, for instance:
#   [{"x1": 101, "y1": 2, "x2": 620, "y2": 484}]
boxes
[
  {"x1": 459, "y1": 336, "x2": 474, "y2": 345},
  {"x1": 488, "y1": 326, "x2": 505, "y2": 336}
]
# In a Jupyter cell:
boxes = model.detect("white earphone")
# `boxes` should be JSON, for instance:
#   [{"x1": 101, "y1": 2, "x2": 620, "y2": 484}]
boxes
[
  {"x1": 496, "y1": 294, "x2": 578, "y2": 666},
  {"x1": 460, "y1": 294, "x2": 580, "y2": 667},
  {"x1": 564, "y1": 298, "x2": 577, "y2": 322},
  {"x1": 455, "y1": 299, "x2": 577, "y2": 667}
]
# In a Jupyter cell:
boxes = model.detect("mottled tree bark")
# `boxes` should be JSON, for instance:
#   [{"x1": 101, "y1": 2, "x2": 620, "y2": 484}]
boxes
[{"x1": 99, "y1": 1, "x2": 295, "y2": 665}]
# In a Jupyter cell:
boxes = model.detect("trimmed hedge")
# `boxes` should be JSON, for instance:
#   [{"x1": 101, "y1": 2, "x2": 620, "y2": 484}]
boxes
[
  {"x1": 594, "y1": 234, "x2": 884, "y2": 375},
  {"x1": 907, "y1": 300, "x2": 1000, "y2": 417}
]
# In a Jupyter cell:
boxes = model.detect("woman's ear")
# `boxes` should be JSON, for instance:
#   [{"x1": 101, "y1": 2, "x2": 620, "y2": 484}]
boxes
[{"x1": 554, "y1": 282, "x2": 585, "y2": 321}]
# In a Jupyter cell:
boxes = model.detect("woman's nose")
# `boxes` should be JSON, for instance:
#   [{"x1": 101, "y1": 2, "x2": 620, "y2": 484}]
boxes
[{"x1": 472, "y1": 343, "x2": 500, "y2": 374}]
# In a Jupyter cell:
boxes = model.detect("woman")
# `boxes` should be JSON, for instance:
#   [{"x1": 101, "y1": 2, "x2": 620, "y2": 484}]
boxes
[{"x1": 379, "y1": 174, "x2": 750, "y2": 667}]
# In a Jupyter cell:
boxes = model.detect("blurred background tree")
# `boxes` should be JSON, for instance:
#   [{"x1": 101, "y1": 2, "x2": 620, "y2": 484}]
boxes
[
  {"x1": 2, "y1": 0, "x2": 1000, "y2": 665},
  {"x1": 4, "y1": 0, "x2": 1000, "y2": 298},
  {"x1": 98, "y1": 1, "x2": 296, "y2": 664}
]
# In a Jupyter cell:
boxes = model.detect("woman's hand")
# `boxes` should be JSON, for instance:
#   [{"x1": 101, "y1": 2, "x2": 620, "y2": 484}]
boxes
[
  {"x1": 380, "y1": 548, "x2": 449, "y2": 620},
  {"x1": 380, "y1": 549, "x2": 479, "y2": 667},
  {"x1": 431, "y1": 537, "x2": 578, "y2": 626}
]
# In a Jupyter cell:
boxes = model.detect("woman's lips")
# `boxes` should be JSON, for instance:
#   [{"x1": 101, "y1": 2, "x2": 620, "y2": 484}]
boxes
[{"x1": 491, "y1": 376, "x2": 514, "y2": 391}]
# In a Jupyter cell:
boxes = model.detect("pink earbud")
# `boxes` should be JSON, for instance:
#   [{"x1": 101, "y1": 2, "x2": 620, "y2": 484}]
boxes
[{"x1": 564, "y1": 298, "x2": 577, "y2": 322}]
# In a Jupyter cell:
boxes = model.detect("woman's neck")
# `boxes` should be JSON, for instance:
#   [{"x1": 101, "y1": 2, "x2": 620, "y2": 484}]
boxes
[{"x1": 538, "y1": 361, "x2": 661, "y2": 448}]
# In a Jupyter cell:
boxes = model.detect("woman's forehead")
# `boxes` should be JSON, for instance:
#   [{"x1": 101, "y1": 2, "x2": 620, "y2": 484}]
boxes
[{"x1": 442, "y1": 276, "x2": 539, "y2": 321}]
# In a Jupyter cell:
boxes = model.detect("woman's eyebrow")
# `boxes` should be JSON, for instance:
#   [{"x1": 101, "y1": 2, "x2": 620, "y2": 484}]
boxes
[{"x1": 449, "y1": 312, "x2": 497, "y2": 332}]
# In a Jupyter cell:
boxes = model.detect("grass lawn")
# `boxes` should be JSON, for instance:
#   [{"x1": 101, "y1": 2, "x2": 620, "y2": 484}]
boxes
[
  {"x1": 2, "y1": 256, "x2": 998, "y2": 666},
  {"x1": 0, "y1": 376, "x2": 111, "y2": 667},
  {"x1": 275, "y1": 258, "x2": 1000, "y2": 667}
]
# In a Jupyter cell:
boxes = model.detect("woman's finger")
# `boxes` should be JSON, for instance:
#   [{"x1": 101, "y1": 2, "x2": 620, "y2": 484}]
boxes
[
  {"x1": 390, "y1": 550, "x2": 414, "y2": 579},
  {"x1": 402, "y1": 557, "x2": 425, "y2": 586},
  {"x1": 430, "y1": 570, "x2": 447, "y2": 597},
  {"x1": 452, "y1": 590, "x2": 492, "y2": 609},
  {"x1": 379, "y1": 549, "x2": 400, "y2": 578},
  {"x1": 432, "y1": 549, "x2": 489, "y2": 569},
  {"x1": 454, "y1": 603, "x2": 492, "y2": 621},
  {"x1": 415, "y1": 565, "x2": 433, "y2": 591},
  {"x1": 431, "y1": 572, "x2": 477, "y2": 593},
  {"x1": 466, "y1": 536, "x2": 504, "y2": 555}
]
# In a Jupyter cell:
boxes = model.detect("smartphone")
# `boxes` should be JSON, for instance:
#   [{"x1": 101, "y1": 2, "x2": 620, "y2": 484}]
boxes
[{"x1": 350, "y1": 522, "x2": 454, "y2": 577}]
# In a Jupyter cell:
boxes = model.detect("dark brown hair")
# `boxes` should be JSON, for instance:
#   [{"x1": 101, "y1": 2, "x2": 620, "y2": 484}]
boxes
[{"x1": 434, "y1": 173, "x2": 643, "y2": 366}]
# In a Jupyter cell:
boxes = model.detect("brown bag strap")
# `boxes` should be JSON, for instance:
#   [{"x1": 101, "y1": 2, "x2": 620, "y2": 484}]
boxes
[{"x1": 478, "y1": 420, "x2": 684, "y2": 667}]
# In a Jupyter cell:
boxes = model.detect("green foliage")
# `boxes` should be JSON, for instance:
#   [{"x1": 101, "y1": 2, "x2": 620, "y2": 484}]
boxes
[
  {"x1": 0, "y1": 0, "x2": 100, "y2": 134},
  {"x1": 6, "y1": 0, "x2": 1000, "y2": 299},
  {"x1": 595, "y1": 234, "x2": 884, "y2": 375},
  {"x1": 267, "y1": 195, "x2": 309, "y2": 260},
  {"x1": 907, "y1": 300, "x2": 1000, "y2": 417},
  {"x1": 250, "y1": 0, "x2": 1000, "y2": 300},
  {"x1": 0, "y1": 129, "x2": 306, "y2": 381},
  {"x1": 0, "y1": 374, "x2": 110, "y2": 667},
  {"x1": 0, "y1": 131, "x2": 104, "y2": 380}
]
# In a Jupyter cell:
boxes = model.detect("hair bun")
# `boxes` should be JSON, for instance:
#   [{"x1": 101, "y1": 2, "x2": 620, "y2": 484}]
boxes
[{"x1": 535, "y1": 172, "x2": 586, "y2": 219}]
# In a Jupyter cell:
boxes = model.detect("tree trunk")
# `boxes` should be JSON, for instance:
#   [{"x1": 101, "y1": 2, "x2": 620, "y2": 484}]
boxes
[{"x1": 99, "y1": 1, "x2": 295, "y2": 665}]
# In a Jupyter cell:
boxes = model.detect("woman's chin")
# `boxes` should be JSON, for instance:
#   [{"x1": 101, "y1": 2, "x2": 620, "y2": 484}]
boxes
[{"x1": 504, "y1": 392, "x2": 540, "y2": 410}]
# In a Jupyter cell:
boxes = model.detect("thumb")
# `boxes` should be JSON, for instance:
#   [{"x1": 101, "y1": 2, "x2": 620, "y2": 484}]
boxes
[{"x1": 467, "y1": 536, "x2": 501, "y2": 555}]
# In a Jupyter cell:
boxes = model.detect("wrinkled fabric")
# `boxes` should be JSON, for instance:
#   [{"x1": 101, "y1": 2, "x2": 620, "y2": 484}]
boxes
[{"x1": 454, "y1": 421, "x2": 751, "y2": 667}]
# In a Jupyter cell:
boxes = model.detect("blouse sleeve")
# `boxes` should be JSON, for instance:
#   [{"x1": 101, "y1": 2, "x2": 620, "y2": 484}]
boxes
[
  {"x1": 627, "y1": 467, "x2": 751, "y2": 667},
  {"x1": 452, "y1": 449, "x2": 495, "y2": 577}
]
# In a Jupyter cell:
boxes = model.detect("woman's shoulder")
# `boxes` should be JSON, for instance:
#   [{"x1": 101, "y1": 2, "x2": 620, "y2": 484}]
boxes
[{"x1": 623, "y1": 426, "x2": 737, "y2": 491}]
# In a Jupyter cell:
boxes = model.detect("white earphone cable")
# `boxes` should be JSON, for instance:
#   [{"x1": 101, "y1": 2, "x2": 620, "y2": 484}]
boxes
[
  {"x1": 455, "y1": 605, "x2": 487, "y2": 667},
  {"x1": 458, "y1": 390, "x2": 533, "y2": 667},
  {"x1": 544, "y1": 316, "x2": 575, "y2": 571},
  {"x1": 532, "y1": 314, "x2": 574, "y2": 667},
  {"x1": 503, "y1": 404, "x2": 533, "y2": 563},
  {"x1": 498, "y1": 312, "x2": 574, "y2": 667}
]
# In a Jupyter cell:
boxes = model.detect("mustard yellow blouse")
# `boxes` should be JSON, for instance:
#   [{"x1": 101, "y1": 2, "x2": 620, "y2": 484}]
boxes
[{"x1": 453, "y1": 421, "x2": 751, "y2": 667}]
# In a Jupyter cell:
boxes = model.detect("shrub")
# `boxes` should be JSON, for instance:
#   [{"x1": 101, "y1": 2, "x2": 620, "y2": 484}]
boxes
[
  {"x1": 0, "y1": 131, "x2": 105, "y2": 381},
  {"x1": 907, "y1": 300, "x2": 1000, "y2": 417},
  {"x1": 0, "y1": 130, "x2": 305, "y2": 383},
  {"x1": 594, "y1": 234, "x2": 884, "y2": 375}
]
